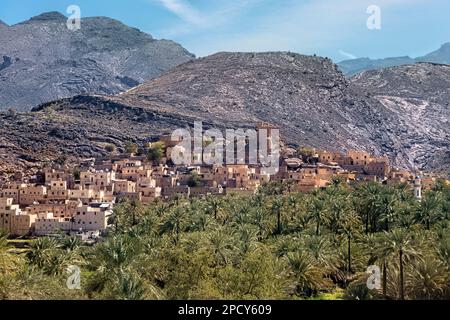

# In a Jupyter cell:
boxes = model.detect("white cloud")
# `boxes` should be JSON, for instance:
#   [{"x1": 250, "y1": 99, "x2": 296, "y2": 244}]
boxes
[
  {"x1": 156, "y1": 0, "x2": 205, "y2": 26},
  {"x1": 155, "y1": 0, "x2": 262, "y2": 36}
]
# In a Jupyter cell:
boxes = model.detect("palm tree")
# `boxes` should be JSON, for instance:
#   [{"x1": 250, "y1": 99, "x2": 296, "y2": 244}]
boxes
[
  {"x1": 109, "y1": 200, "x2": 140, "y2": 233},
  {"x1": 407, "y1": 258, "x2": 449, "y2": 300},
  {"x1": 94, "y1": 236, "x2": 140, "y2": 271},
  {"x1": 301, "y1": 235, "x2": 342, "y2": 281},
  {"x1": 308, "y1": 194, "x2": 328, "y2": 236},
  {"x1": 376, "y1": 189, "x2": 399, "y2": 232},
  {"x1": 355, "y1": 182, "x2": 382, "y2": 233},
  {"x1": 61, "y1": 236, "x2": 82, "y2": 252},
  {"x1": 416, "y1": 191, "x2": 442, "y2": 230},
  {"x1": 27, "y1": 237, "x2": 60, "y2": 269},
  {"x1": 112, "y1": 271, "x2": 147, "y2": 300},
  {"x1": 285, "y1": 251, "x2": 329, "y2": 297},
  {"x1": 286, "y1": 193, "x2": 302, "y2": 221},
  {"x1": 154, "y1": 202, "x2": 170, "y2": 217},
  {"x1": 361, "y1": 233, "x2": 389, "y2": 298},
  {"x1": 236, "y1": 225, "x2": 258, "y2": 254},
  {"x1": 380, "y1": 229, "x2": 420, "y2": 299},
  {"x1": 338, "y1": 211, "x2": 362, "y2": 277},
  {"x1": 271, "y1": 197, "x2": 284, "y2": 235},
  {"x1": 252, "y1": 207, "x2": 271, "y2": 241},
  {"x1": 232, "y1": 207, "x2": 250, "y2": 229},
  {"x1": 327, "y1": 194, "x2": 353, "y2": 236},
  {"x1": 160, "y1": 206, "x2": 186, "y2": 244},
  {"x1": 207, "y1": 228, "x2": 236, "y2": 266},
  {"x1": 129, "y1": 199, "x2": 143, "y2": 227},
  {"x1": 205, "y1": 196, "x2": 222, "y2": 220}
]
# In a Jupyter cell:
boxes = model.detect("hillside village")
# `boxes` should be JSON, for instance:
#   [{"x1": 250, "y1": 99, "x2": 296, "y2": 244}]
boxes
[{"x1": 0, "y1": 123, "x2": 443, "y2": 239}]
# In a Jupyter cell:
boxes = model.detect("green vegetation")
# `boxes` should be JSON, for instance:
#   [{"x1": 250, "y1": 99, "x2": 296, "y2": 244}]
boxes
[
  {"x1": 0, "y1": 181, "x2": 449, "y2": 300},
  {"x1": 187, "y1": 173, "x2": 202, "y2": 188},
  {"x1": 124, "y1": 141, "x2": 138, "y2": 155},
  {"x1": 147, "y1": 141, "x2": 165, "y2": 164}
]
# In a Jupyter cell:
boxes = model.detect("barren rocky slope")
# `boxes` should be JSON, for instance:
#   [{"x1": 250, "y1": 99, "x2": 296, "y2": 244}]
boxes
[
  {"x1": 351, "y1": 63, "x2": 450, "y2": 176},
  {"x1": 0, "y1": 12, "x2": 194, "y2": 111},
  {"x1": 0, "y1": 53, "x2": 449, "y2": 182},
  {"x1": 0, "y1": 95, "x2": 199, "y2": 182},
  {"x1": 113, "y1": 52, "x2": 395, "y2": 151}
]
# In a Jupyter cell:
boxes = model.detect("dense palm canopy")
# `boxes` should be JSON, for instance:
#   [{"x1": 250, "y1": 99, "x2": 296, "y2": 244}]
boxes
[{"x1": 0, "y1": 180, "x2": 449, "y2": 300}]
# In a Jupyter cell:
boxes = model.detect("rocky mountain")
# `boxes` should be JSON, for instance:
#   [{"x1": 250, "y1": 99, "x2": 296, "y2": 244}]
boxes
[
  {"x1": 111, "y1": 52, "x2": 392, "y2": 152},
  {"x1": 1, "y1": 52, "x2": 448, "y2": 182},
  {"x1": 0, "y1": 95, "x2": 197, "y2": 181},
  {"x1": 418, "y1": 43, "x2": 450, "y2": 65},
  {"x1": 0, "y1": 12, "x2": 194, "y2": 111},
  {"x1": 351, "y1": 63, "x2": 450, "y2": 176},
  {"x1": 338, "y1": 43, "x2": 450, "y2": 76},
  {"x1": 338, "y1": 56, "x2": 415, "y2": 77}
]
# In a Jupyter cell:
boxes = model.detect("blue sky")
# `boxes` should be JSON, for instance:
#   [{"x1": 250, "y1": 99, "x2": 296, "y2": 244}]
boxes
[{"x1": 1, "y1": 0, "x2": 449, "y2": 61}]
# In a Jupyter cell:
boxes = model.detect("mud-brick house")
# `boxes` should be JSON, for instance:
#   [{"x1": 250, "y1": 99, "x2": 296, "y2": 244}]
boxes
[
  {"x1": 0, "y1": 198, "x2": 36, "y2": 236},
  {"x1": 19, "y1": 185, "x2": 47, "y2": 206}
]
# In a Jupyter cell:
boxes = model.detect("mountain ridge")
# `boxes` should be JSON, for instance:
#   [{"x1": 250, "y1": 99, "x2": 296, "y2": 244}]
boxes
[
  {"x1": 1, "y1": 52, "x2": 448, "y2": 181},
  {"x1": 0, "y1": 11, "x2": 195, "y2": 111},
  {"x1": 338, "y1": 42, "x2": 450, "y2": 76}
]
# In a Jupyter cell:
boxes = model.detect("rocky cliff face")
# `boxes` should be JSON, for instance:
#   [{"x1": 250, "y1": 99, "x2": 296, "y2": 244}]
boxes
[
  {"x1": 0, "y1": 53, "x2": 448, "y2": 182},
  {"x1": 0, "y1": 12, "x2": 194, "y2": 111},
  {"x1": 351, "y1": 63, "x2": 450, "y2": 176}
]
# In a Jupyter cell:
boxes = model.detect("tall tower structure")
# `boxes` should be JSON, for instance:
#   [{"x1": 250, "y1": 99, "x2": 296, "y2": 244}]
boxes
[{"x1": 414, "y1": 175, "x2": 422, "y2": 201}]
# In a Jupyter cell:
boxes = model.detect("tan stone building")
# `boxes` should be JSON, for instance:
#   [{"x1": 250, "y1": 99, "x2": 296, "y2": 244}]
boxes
[
  {"x1": 19, "y1": 186, "x2": 47, "y2": 206},
  {"x1": 113, "y1": 180, "x2": 137, "y2": 194},
  {"x1": 0, "y1": 198, "x2": 36, "y2": 236}
]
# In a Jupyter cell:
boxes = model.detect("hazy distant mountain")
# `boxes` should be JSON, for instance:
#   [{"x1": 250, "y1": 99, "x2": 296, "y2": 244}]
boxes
[
  {"x1": 338, "y1": 56, "x2": 415, "y2": 76},
  {"x1": 417, "y1": 43, "x2": 450, "y2": 65},
  {"x1": 338, "y1": 43, "x2": 450, "y2": 76},
  {"x1": 0, "y1": 20, "x2": 8, "y2": 28},
  {"x1": 0, "y1": 12, "x2": 194, "y2": 111},
  {"x1": 1, "y1": 53, "x2": 448, "y2": 180}
]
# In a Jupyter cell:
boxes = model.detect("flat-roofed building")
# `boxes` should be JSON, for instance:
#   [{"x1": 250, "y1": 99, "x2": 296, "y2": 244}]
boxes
[
  {"x1": 113, "y1": 180, "x2": 136, "y2": 194},
  {"x1": 19, "y1": 186, "x2": 47, "y2": 206}
]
